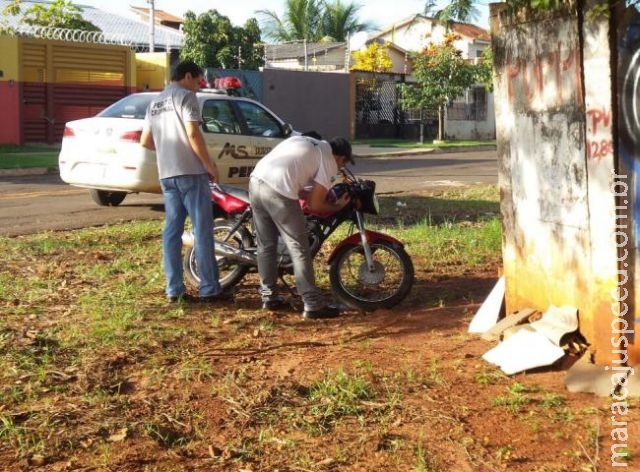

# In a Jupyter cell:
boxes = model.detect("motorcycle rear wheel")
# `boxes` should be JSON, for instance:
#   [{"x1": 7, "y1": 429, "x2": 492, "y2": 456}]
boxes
[
  {"x1": 329, "y1": 240, "x2": 414, "y2": 311},
  {"x1": 183, "y1": 218, "x2": 252, "y2": 290}
]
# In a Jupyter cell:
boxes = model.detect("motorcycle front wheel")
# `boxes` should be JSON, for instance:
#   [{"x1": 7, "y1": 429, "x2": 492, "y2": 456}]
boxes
[
  {"x1": 329, "y1": 240, "x2": 414, "y2": 311},
  {"x1": 183, "y1": 218, "x2": 252, "y2": 290}
]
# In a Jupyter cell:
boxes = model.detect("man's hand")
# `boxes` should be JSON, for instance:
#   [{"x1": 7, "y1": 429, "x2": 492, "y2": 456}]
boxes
[{"x1": 307, "y1": 182, "x2": 350, "y2": 214}]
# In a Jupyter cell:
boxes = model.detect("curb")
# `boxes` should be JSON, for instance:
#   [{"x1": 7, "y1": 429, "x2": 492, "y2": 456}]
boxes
[{"x1": 354, "y1": 144, "x2": 496, "y2": 159}]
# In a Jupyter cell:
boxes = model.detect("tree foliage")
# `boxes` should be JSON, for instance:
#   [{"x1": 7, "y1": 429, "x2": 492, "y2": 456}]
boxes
[
  {"x1": 398, "y1": 33, "x2": 480, "y2": 142},
  {"x1": 351, "y1": 42, "x2": 393, "y2": 73},
  {"x1": 434, "y1": 0, "x2": 481, "y2": 23},
  {"x1": 180, "y1": 10, "x2": 263, "y2": 70},
  {"x1": 257, "y1": 0, "x2": 324, "y2": 42},
  {"x1": 321, "y1": 0, "x2": 371, "y2": 42},
  {"x1": 476, "y1": 46, "x2": 494, "y2": 93},
  {"x1": 258, "y1": 0, "x2": 370, "y2": 42},
  {"x1": 1, "y1": 0, "x2": 100, "y2": 32}
]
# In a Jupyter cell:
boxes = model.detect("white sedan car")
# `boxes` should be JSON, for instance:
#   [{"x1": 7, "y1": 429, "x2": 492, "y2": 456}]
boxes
[{"x1": 59, "y1": 88, "x2": 296, "y2": 206}]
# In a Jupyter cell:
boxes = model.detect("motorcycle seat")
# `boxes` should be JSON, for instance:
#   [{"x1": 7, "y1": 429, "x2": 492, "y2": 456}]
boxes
[{"x1": 217, "y1": 184, "x2": 250, "y2": 203}]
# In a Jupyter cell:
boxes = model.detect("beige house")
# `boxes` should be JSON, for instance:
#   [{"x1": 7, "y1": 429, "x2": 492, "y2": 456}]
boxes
[
  {"x1": 263, "y1": 42, "x2": 350, "y2": 71},
  {"x1": 370, "y1": 14, "x2": 490, "y2": 61},
  {"x1": 361, "y1": 14, "x2": 495, "y2": 140}
]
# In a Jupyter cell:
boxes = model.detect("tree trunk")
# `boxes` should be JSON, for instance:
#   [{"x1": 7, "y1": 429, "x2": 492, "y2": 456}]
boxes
[{"x1": 437, "y1": 105, "x2": 445, "y2": 141}]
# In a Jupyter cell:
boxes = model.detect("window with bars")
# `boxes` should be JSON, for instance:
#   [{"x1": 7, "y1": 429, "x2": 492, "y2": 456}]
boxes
[{"x1": 447, "y1": 86, "x2": 488, "y2": 121}]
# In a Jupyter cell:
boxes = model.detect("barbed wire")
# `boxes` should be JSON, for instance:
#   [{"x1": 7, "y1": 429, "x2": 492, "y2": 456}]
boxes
[{"x1": 4, "y1": 24, "x2": 181, "y2": 52}]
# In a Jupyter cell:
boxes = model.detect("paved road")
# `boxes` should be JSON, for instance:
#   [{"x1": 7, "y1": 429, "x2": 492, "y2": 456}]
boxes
[
  {"x1": 0, "y1": 149, "x2": 497, "y2": 236},
  {"x1": 352, "y1": 149, "x2": 497, "y2": 194}
]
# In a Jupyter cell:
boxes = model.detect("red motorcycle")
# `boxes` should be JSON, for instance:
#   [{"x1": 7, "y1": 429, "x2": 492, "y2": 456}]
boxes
[{"x1": 182, "y1": 169, "x2": 414, "y2": 311}]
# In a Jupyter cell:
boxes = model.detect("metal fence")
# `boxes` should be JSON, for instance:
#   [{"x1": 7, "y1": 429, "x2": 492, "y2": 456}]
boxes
[{"x1": 353, "y1": 71, "x2": 438, "y2": 140}]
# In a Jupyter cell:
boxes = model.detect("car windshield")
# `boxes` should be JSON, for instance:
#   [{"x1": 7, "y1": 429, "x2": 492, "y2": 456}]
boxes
[{"x1": 98, "y1": 94, "x2": 157, "y2": 120}]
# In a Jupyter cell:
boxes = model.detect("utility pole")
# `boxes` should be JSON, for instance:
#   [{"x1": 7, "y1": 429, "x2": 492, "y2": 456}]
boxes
[{"x1": 147, "y1": 0, "x2": 155, "y2": 52}]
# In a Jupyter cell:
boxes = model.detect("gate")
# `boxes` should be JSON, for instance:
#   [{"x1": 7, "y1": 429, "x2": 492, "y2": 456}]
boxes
[
  {"x1": 353, "y1": 71, "x2": 436, "y2": 140},
  {"x1": 20, "y1": 39, "x2": 133, "y2": 143}
]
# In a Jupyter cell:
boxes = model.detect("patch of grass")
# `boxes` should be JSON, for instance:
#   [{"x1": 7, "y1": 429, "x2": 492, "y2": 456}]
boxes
[
  {"x1": 474, "y1": 368, "x2": 505, "y2": 385},
  {"x1": 491, "y1": 383, "x2": 536, "y2": 413},
  {"x1": 0, "y1": 144, "x2": 60, "y2": 169},
  {"x1": 308, "y1": 369, "x2": 374, "y2": 425},
  {"x1": 541, "y1": 393, "x2": 566, "y2": 409},
  {"x1": 413, "y1": 442, "x2": 442, "y2": 471}
]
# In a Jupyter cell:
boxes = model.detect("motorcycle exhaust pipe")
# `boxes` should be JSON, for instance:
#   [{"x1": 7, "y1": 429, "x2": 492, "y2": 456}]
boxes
[
  {"x1": 215, "y1": 241, "x2": 256, "y2": 265},
  {"x1": 182, "y1": 231, "x2": 256, "y2": 265}
]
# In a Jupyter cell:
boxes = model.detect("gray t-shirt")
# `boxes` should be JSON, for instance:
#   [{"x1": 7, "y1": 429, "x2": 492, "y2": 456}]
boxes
[{"x1": 144, "y1": 83, "x2": 207, "y2": 179}]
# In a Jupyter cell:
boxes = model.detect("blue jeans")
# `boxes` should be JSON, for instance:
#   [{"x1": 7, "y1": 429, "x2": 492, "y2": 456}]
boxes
[{"x1": 160, "y1": 174, "x2": 221, "y2": 297}]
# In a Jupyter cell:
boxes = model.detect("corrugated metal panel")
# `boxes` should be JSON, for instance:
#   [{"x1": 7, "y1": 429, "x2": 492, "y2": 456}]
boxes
[
  {"x1": 55, "y1": 69, "x2": 125, "y2": 85},
  {"x1": 20, "y1": 40, "x2": 131, "y2": 143},
  {"x1": 22, "y1": 82, "x2": 47, "y2": 143},
  {"x1": 53, "y1": 45, "x2": 127, "y2": 74},
  {"x1": 22, "y1": 42, "x2": 46, "y2": 68},
  {"x1": 53, "y1": 84, "x2": 127, "y2": 140}
]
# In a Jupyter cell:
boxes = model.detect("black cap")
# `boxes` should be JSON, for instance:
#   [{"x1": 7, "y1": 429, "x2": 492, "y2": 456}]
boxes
[{"x1": 329, "y1": 137, "x2": 354, "y2": 165}]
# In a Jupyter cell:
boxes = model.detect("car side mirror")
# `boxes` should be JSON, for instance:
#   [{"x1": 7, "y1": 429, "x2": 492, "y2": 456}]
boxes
[{"x1": 283, "y1": 123, "x2": 294, "y2": 137}]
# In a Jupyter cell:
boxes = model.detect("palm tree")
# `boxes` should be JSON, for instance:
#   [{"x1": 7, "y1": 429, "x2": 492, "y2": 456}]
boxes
[
  {"x1": 321, "y1": 0, "x2": 371, "y2": 42},
  {"x1": 257, "y1": 0, "x2": 371, "y2": 42},
  {"x1": 257, "y1": 0, "x2": 324, "y2": 42},
  {"x1": 426, "y1": 0, "x2": 481, "y2": 23}
]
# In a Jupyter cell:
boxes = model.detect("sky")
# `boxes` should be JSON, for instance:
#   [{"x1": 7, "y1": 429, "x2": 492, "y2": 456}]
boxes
[{"x1": 74, "y1": 0, "x2": 490, "y2": 32}]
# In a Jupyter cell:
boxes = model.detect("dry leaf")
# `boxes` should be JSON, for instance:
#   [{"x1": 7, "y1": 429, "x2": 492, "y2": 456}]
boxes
[{"x1": 107, "y1": 427, "x2": 128, "y2": 442}]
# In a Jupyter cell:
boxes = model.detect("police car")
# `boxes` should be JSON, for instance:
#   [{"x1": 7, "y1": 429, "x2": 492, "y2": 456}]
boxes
[{"x1": 58, "y1": 81, "x2": 295, "y2": 206}]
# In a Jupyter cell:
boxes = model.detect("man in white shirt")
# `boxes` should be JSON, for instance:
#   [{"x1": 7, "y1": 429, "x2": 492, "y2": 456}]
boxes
[{"x1": 249, "y1": 135, "x2": 353, "y2": 319}]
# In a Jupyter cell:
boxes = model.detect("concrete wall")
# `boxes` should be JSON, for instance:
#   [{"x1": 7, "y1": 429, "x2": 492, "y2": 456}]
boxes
[
  {"x1": 446, "y1": 91, "x2": 496, "y2": 140},
  {"x1": 0, "y1": 36, "x2": 21, "y2": 144},
  {"x1": 136, "y1": 52, "x2": 170, "y2": 91},
  {"x1": 262, "y1": 68, "x2": 352, "y2": 139},
  {"x1": 491, "y1": 4, "x2": 622, "y2": 364}
]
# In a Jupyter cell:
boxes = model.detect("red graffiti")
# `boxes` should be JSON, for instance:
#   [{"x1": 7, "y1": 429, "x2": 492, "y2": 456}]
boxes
[
  {"x1": 586, "y1": 108, "x2": 611, "y2": 134},
  {"x1": 505, "y1": 47, "x2": 582, "y2": 107},
  {"x1": 587, "y1": 139, "x2": 614, "y2": 159}
]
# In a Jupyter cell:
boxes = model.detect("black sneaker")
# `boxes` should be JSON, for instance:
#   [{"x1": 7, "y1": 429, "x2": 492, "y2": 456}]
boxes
[
  {"x1": 262, "y1": 297, "x2": 287, "y2": 310},
  {"x1": 302, "y1": 305, "x2": 341, "y2": 319},
  {"x1": 199, "y1": 288, "x2": 235, "y2": 302},
  {"x1": 167, "y1": 293, "x2": 198, "y2": 303}
]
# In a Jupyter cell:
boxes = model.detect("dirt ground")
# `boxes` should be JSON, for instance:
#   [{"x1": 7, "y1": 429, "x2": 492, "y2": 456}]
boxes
[
  {"x1": 1, "y1": 185, "x2": 638, "y2": 471},
  {"x1": 3, "y1": 260, "x2": 638, "y2": 472}
]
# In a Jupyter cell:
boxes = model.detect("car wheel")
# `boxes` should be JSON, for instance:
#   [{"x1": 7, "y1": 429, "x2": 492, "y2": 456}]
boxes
[{"x1": 90, "y1": 189, "x2": 127, "y2": 206}]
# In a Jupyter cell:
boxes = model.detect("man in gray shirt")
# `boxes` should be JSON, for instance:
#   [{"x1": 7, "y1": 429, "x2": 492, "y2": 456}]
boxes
[{"x1": 140, "y1": 60, "x2": 231, "y2": 303}]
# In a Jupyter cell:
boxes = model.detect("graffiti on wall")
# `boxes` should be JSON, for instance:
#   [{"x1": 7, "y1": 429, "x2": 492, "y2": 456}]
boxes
[
  {"x1": 505, "y1": 46, "x2": 582, "y2": 110},
  {"x1": 586, "y1": 107, "x2": 614, "y2": 160}
]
